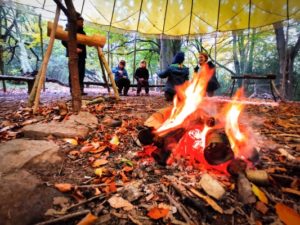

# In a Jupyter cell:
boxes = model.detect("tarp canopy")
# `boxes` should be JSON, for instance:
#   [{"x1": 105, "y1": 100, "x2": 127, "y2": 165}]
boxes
[{"x1": 4, "y1": 0, "x2": 300, "y2": 37}]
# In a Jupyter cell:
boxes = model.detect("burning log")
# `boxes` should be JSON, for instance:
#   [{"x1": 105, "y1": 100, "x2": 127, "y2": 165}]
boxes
[{"x1": 204, "y1": 129, "x2": 234, "y2": 165}]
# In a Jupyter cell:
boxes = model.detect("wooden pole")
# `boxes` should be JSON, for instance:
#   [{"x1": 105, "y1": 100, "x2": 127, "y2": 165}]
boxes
[
  {"x1": 97, "y1": 49, "x2": 110, "y2": 93},
  {"x1": 47, "y1": 22, "x2": 106, "y2": 47},
  {"x1": 96, "y1": 47, "x2": 119, "y2": 100},
  {"x1": 30, "y1": 6, "x2": 60, "y2": 112}
]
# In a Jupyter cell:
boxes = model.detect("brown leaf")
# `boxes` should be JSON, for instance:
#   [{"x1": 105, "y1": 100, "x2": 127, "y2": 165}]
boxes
[
  {"x1": 92, "y1": 159, "x2": 108, "y2": 167},
  {"x1": 77, "y1": 212, "x2": 98, "y2": 225},
  {"x1": 256, "y1": 201, "x2": 268, "y2": 214},
  {"x1": 108, "y1": 196, "x2": 134, "y2": 211},
  {"x1": 147, "y1": 207, "x2": 169, "y2": 220},
  {"x1": 54, "y1": 183, "x2": 73, "y2": 192},
  {"x1": 275, "y1": 203, "x2": 300, "y2": 225},
  {"x1": 80, "y1": 145, "x2": 95, "y2": 153}
]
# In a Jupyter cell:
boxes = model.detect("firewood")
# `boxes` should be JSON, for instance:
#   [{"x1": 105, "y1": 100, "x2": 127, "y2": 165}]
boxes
[
  {"x1": 246, "y1": 169, "x2": 269, "y2": 185},
  {"x1": 237, "y1": 173, "x2": 257, "y2": 204},
  {"x1": 160, "y1": 184, "x2": 197, "y2": 225},
  {"x1": 199, "y1": 174, "x2": 225, "y2": 199},
  {"x1": 204, "y1": 129, "x2": 234, "y2": 165},
  {"x1": 227, "y1": 159, "x2": 256, "y2": 204}
]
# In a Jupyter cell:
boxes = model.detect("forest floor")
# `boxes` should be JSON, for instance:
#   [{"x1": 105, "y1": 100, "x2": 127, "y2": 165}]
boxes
[{"x1": 0, "y1": 84, "x2": 299, "y2": 225}]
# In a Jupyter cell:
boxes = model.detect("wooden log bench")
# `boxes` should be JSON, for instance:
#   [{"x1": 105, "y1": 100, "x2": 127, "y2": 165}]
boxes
[
  {"x1": 0, "y1": 75, "x2": 35, "y2": 93},
  {"x1": 230, "y1": 74, "x2": 277, "y2": 101}
]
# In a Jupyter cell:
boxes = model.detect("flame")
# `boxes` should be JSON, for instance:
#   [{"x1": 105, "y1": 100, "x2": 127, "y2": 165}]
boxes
[
  {"x1": 223, "y1": 88, "x2": 248, "y2": 157},
  {"x1": 156, "y1": 64, "x2": 215, "y2": 135}
]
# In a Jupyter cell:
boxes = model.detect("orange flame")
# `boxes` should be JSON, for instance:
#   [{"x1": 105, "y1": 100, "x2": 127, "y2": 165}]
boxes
[
  {"x1": 156, "y1": 64, "x2": 215, "y2": 135},
  {"x1": 223, "y1": 88, "x2": 249, "y2": 158}
]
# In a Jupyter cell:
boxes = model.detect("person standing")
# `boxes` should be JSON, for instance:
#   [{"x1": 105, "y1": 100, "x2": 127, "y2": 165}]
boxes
[
  {"x1": 134, "y1": 60, "x2": 150, "y2": 96},
  {"x1": 112, "y1": 60, "x2": 131, "y2": 96},
  {"x1": 62, "y1": 13, "x2": 87, "y2": 95},
  {"x1": 194, "y1": 52, "x2": 220, "y2": 97},
  {"x1": 158, "y1": 52, "x2": 189, "y2": 101}
]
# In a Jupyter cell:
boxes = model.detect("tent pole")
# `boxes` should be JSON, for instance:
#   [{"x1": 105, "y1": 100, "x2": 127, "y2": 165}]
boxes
[
  {"x1": 162, "y1": 0, "x2": 169, "y2": 35},
  {"x1": 107, "y1": 0, "x2": 117, "y2": 67},
  {"x1": 132, "y1": 0, "x2": 144, "y2": 84},
  {"x1": 80, "y1": 0, "x2": 86, "y2": 14},
  {"x1": 31, "y1": 4, "x2": 61, "y2": 112},
  {"x1": 97, "y1": 47, "x2": 120, "y2": 100},
  {"x1": 132, "y1": 33, "x2": 137, "y2": 84}
]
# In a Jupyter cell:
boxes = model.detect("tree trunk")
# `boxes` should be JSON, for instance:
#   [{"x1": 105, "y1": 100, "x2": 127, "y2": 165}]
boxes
[
  {"x1": 65, "y1": 0, "x2": 81, "y2": 113},
  {"x1": 159, "y1": 39, "x2": 181, "y2": 70},
  {"x1": 274, "y1": 22, "x2": 300, "y2": 100},
  {"x1": 232, "y1": 32, "x2": 241, "y2": 87}
]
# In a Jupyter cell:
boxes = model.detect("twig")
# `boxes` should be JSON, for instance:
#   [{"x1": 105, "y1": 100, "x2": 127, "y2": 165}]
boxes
[
  {"x1": 35, "y1": 209, "x2": 90, "y2": 225},
  {"x1": 161, "y1": 184, "x2": 196, "y2": 225},
  {"x1": 65, "y1": 194, "x2": 105, "y2": 212},
  {"x1": 76, "y1": 183, "x2": 124, "y2": 189},
  {"x1": 128, "y1": 214, "x2": 143, "y2": 225}
]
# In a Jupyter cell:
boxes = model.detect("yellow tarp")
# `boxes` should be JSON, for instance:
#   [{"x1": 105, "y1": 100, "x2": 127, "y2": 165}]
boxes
[{"x1": 6, "y1": 0, "x2": 300, "y2": 37}]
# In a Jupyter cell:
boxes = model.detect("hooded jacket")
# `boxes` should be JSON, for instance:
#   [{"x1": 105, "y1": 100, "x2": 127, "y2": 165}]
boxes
[{"x1": 158, "y1": 64, "x2": 189, "y2": 94}]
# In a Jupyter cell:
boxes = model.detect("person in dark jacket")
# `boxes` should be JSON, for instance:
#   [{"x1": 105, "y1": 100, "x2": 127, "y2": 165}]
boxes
[
  {"x1": 112, "y1": 60, "x2": 131, "y2": 96},
  {"x1": 62, "y1": 13, "x2": 87, "y2": 95},
  {"x1": 134, "y1": 60, "x2": 150, "y2": 96},
  {"x1": 194, "y1": 52, "x2": 220, "y2": 97},
  {"x1": 158, "y1": 52, "x2": 189, "y2": 101}
]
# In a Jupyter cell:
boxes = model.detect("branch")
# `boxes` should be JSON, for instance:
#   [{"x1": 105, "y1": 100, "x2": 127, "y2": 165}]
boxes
[
  {"x1": 53, "y1": 0, "x2": 69, "y2": 17},
  {"x1": 202, "y1": 46, "x2": 236, "y2": 76}
]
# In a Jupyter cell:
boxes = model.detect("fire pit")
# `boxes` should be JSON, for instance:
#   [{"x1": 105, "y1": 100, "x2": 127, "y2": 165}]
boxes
[{"x1": 139, "y1": 64, "x2": 258, "y2": 175}]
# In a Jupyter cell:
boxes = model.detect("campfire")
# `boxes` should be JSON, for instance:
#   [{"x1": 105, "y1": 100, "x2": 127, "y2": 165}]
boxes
[{"x1": 140, "y1": 64, "x2": 258, "y2": 175}]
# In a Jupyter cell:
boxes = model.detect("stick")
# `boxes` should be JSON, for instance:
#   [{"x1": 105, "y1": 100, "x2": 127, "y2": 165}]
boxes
[
  {"x1": 65, "y1": 194, "x2": 105, "y2": 212},
  {"x1": 161, "y1": 184, "x2": 195, "y2": 225},
  {"x1": 97, "y1": 47, "x2": 110, "y2": 93},
  {"x1": 35, "y1": 210, "x2": 90, "y2": 225},
  {"x1": 76, "y1": 183, "x2": 124, "y2": 188},
  {"x1": 96, "y1": 47, "x2": 119, "y2": 100},
  {"x1": 30, "y1": 5, "x2": 60, "y2": 111}
]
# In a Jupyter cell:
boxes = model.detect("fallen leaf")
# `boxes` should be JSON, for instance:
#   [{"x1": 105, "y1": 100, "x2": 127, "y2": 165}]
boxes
[
  {"x1": 64, "y1": 138, "x2": 78, "y2": 145},
  {"x1": 45, "y1": 208, "x2": 66, "y2": 216},
  {"x1": 53, "y1": 196, "x2": 69, "y2": 207},
  {"x1": 256, "y1": 201, "x2": 268, "y2": 214},
  {"x1": 54, "y1": 183, "x2": 73, "y2": 192},
  {"x1": 108, "y1": 196, "x2": 134, "y2": 211},
  {"x1": 92, "y1": 159, "x2": 108, "y2": 167},
  {"x1": 147, "y1": 207, "x2": 169, "y2": 220},
  {"x1": 252, "y1": 184, "x2": 268, "y2": 204},
  {"x1": 123, "y1": 166, "x2": 134, "y2": 172},
  {"x1": 95, "y1": 168, "x2": 104, "y2": 177},
  {"x1": 275, "y1": 203, "x2": 300, "y2": 225},
  {"x1": 89, "y1": 145, "x2": 107, "y2": 154},
  {"x1": 110, "y1": 135, "x2": 119, "y2": 146},
  {"x1": 137, "y1": 145, "x2": 158, "y2": 157},
  {"x1": 278, "y1": 148, "x2": 296, "y2": 160},
  {"x1": 80, "y1": 145, "x2": 95, "y2": 153},
  {"x1": 109, "y1": 182, "x2": 117, "y2": 193},
  {"x1": 77, "y1": 212, "x2": 98, "y2": 225},
  {"x1": 120, "y1": 171, "x2": 129, "y2": 182}
]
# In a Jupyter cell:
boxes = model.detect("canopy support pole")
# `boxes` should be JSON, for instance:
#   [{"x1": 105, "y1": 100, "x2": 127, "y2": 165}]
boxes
[
  {"x1": 29, "y1": 4, "x2": 61, "y2": 111},
  {"x1": 97, "y1": 47, "x2": 120, "y2": 100},
  {"x1": 107, "y1": 0, "x2": 117, "y2": 67},
  {"x1": 97, "y1": 48, "x2": 110, "y2": 93}
]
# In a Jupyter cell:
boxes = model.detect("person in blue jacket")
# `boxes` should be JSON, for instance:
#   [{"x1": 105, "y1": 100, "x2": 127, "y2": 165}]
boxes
[
  {"x1": 158, "y1": 52, "x2": 189, "y2": 101},
  {"x1": 112, "y1": 60, "x2": 131, "y2": 96}
]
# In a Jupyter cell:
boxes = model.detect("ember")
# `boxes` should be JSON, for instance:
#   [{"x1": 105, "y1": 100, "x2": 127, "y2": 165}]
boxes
[{"x1": 143, "y1": 65, "x2": 258, "y2": 175}]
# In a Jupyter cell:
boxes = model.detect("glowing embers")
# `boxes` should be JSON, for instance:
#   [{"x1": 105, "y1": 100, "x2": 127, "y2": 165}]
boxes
[{"x1": 146, "y1": 65, "x2": 257, "y2": 174}]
